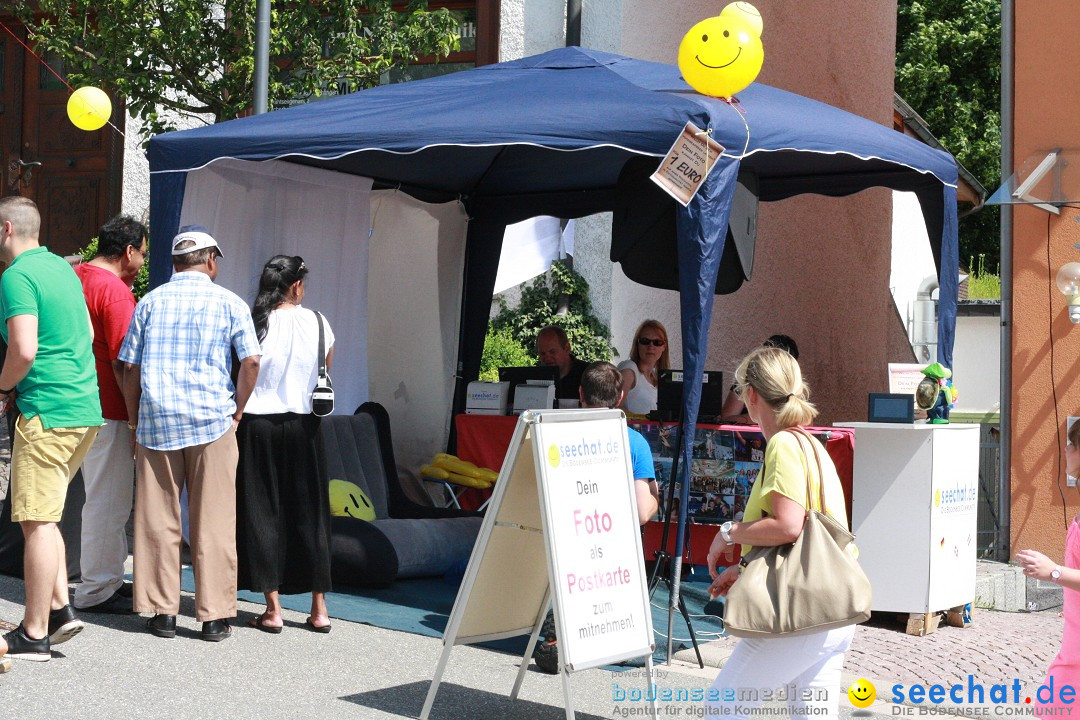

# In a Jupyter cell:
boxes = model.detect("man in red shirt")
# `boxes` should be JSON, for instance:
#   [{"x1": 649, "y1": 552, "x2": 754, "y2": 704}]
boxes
[{"x1": 72, "y1": 215, "x2": 147, "y2": 615}]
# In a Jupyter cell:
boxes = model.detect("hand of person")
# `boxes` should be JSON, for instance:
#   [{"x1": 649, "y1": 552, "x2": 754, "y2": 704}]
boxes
[
  {"x1": 0, "y1": 389, "x2": 16, "y2": 415},
  {"x1": 706, "y1": 530, "x2": 733, "y2": 580},
  {"x1": 709, "y1": 564, "x2": 740, "y2": 599},
  {"x1": 1016, "y1": 549, "x2": 1056, "y2": 581}
]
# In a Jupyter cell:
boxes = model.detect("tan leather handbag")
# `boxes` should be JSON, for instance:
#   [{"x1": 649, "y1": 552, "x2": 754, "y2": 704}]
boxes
[{"x1": 723, "y1": 428, "x2": 872, "y2": 638}]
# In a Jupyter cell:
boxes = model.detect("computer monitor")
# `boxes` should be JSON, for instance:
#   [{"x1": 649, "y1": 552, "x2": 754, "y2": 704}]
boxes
[
  {"x1": 867, "y1": 392, "x2": 915, "y2": 423},
  {"x1": 498, "y1": 366, "x2": 560, "y2": 410},
  {"x1": 656, "y1": 369, "x2": 725, "y2": 422}
]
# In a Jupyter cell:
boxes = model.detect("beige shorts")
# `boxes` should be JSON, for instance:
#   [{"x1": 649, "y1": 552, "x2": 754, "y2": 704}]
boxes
[{"x1": 10, "y1": 414, "x2": 100, "y2": 523}]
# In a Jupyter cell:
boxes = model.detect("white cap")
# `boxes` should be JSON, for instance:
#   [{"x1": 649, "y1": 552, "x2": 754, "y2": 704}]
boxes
[{"x1": 171, "y1": 225, "x2": 223, "y2": 257}]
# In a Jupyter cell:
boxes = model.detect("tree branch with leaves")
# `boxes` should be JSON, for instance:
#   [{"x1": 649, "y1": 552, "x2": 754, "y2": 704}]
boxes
[{"x1": 17, "y1": 0, "x2": 460, "y2": 139}]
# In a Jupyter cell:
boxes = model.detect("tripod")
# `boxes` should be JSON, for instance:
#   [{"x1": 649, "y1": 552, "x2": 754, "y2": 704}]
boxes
[{"x1": 646, "y1": 419, "x2": 704, "y2": 668}]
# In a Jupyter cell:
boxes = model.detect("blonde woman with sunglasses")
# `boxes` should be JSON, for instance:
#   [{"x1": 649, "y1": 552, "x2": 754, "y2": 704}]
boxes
[{"x1": 617, "y1": 319, "x2": 670, "y2": 416}]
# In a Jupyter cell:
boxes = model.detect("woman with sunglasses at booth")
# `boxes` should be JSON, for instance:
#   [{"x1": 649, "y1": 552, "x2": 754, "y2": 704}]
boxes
[{"x1": 617, "y1": 319, "x2": 670, "y2": 416}]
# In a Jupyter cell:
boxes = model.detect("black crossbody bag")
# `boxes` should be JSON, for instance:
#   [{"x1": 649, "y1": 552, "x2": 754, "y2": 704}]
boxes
[{"x1": 311, "y1": 310, "x2": 335, "y2": 417}]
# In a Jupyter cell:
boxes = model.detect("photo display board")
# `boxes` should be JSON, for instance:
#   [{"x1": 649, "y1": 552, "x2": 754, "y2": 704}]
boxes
[
  {"x1": 532, "y1": 415, "x2": 654, "y2": 671},
  {"x1": 629, "y1": 422, "x2": 830, "y2": 525}
]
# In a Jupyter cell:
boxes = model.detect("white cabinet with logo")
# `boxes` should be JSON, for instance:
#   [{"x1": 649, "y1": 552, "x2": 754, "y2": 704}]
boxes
[{"x1": 836, "y1": 423, "x2": 980, "y2": 633}]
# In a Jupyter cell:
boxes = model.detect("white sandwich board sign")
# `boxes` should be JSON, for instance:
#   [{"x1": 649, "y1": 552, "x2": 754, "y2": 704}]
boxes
[{"x1": 421, "y1": 408, "x2": 656, "y2": 720}]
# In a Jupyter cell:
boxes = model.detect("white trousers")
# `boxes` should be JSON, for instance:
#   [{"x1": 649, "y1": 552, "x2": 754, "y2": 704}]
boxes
[
  {"x1": 705, "y1": 625, "x2": 856, "y2": 718},
  {"x1": 74, "y1": 419, "x2": 135, "y2": 607}
]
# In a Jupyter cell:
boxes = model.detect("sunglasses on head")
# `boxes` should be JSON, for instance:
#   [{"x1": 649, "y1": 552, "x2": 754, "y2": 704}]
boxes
[{"x1": 637, "y1": 338, "x2": 665, "y2": 347}]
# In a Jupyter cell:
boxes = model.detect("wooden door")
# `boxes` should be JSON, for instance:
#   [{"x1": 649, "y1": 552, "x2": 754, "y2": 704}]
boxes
[{"x1": 0, "y1": 21, "x2": 122, "y2": 258}]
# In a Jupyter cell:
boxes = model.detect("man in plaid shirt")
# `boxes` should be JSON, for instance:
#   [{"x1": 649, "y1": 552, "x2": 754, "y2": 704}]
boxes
[{"x1": 119, "y1": 226, "x2": 261, "y2": 643}]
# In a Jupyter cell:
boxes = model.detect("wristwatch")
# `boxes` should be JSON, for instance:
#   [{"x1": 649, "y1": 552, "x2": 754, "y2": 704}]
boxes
[
  {"x1": 1052, "y1": 566, "x2": 1062, "y2": 582},
  {"x1": 720, "y1": 521, "x2": 734, "y2": 544}
]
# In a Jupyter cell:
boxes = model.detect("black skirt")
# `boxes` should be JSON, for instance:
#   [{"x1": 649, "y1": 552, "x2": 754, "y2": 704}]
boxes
[{"x1": 236, "y1": 412, "x2": 332, "y2": 594}]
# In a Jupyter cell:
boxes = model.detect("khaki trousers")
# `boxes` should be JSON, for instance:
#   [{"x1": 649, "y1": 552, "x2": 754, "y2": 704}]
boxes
[
  {"x1": 75, "y1": 419, "x2": 135, "y2": 608},
  {"x1": 133, "y1": 427, "x2": 238, "y2": 622}
]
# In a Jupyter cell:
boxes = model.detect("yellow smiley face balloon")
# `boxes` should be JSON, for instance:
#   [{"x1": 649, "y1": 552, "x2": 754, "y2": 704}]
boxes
[
  {"x1": 847, "y1": 678, "x2": 877, "y2": 709},
  {"x1": 720, "y1": 2, "x2": 763, "y2": 36},
  {"x1": 678, "y1": 14, "x2": 764, "y2": 99}
]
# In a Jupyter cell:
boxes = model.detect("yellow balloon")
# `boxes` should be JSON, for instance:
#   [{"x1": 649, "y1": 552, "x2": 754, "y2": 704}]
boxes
[
  {"x1": 67, "y1": 87, "x2": 112, "y2": 131},
  {"x1": 719, "y1": 2, "x2": 763, "y2": 37},
  {"x1": 678, "y1": 14, "x2": 764, "y2": 99}
]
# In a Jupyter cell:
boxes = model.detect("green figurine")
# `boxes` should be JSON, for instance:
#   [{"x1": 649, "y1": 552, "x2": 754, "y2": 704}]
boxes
[{"x1": 915, "y1": 362, "x2": 956, "y2": 424}]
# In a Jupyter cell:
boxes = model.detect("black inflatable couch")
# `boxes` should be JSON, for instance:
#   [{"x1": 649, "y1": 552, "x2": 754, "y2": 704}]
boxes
[{"x1": 323, "y1": 403, "x2": 482, "y2": 588}]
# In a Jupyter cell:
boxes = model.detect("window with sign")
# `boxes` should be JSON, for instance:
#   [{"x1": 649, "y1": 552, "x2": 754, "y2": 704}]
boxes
[
  {"x1": 384, "y1": 2, "x2": 499, "y2": 84},
  {"x1": 278, "y1": 1, "x2": 498, "y2": 107}
]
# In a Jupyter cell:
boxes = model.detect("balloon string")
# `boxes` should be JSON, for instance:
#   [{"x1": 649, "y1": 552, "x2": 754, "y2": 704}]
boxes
[
  {"x1": 0, "y1": 19, "x2": 124, "y2": 139},
  {"x1": 0, "y1": 19, "x2": 76, "y2": 93},
  {"x1": 722, "y1": 96, "x2": 751, "y2": 158},
  {"x1": 695, "y1": 128, "x2": 715, "y2": 174}
]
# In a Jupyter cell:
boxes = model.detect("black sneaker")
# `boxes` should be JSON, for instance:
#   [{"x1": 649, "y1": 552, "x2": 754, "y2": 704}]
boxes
[
  {"x1": 3, "y1": 625, "x2": 50, "y2": 662},
  {"x1": 532, "y1": 610, "x2": 559, "y2": 675},
  {"x1": 116, "y1": 581, "x2": 134, "y2": 599},
  {"x1": 47, "y1": 605, "x2": 84, "y2": 645}
]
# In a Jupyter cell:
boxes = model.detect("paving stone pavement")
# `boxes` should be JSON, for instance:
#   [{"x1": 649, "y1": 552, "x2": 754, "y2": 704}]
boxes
[{"x1": 689, "y1": 606, "x2": 1063, "y2": 692}]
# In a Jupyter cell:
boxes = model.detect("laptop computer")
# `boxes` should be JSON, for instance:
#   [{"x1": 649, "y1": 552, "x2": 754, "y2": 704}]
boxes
[
  {"x1": 498, "y1": 365, "x2": 559, "y2": 410},
  {"x1": 655, "y1": 369, "x2": 725, "y2": 422}
]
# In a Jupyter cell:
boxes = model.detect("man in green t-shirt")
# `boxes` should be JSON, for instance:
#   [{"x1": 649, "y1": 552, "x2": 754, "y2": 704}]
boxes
[{"x1": 0, "y1": 196, "x2": 102, "y2": 665}]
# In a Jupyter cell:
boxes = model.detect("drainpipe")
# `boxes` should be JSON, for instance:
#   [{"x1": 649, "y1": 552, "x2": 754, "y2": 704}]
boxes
[
  {"x1": 998, "y1": 0, "x2": 1013, "y2": 562},
  {"x1": 556, "y1": 1, "x2": 582, "y2": 317},
  {"x1": 253, "y1": 0, "x2": 270, "y2": 114},
  {"x1": 566, "y1": 0, "x2": 582, "y2": 47}
]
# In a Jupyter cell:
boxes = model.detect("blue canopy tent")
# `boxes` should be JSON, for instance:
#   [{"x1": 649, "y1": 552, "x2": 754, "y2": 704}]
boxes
[{"x1": 147, "y1": 46, "x2": 959, "y2": 630}]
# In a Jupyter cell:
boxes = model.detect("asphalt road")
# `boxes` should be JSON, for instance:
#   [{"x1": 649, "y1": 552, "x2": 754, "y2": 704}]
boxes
[{"x1": 0, "y1": 571, "x2": 896, "y2": 720}]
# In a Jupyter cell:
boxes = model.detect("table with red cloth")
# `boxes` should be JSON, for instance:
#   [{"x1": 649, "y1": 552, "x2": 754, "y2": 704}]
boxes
[{"x1": 453, "y1": 414, "x2": 855, "y2": 569}]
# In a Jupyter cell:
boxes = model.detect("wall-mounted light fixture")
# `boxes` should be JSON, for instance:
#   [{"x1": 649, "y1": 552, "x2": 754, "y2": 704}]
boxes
[{"x1": 1056, "y1": 262, "x2": 1080, "y2": 323}]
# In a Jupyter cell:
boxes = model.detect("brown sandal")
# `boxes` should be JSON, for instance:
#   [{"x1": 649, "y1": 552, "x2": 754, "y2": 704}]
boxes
[
  {"x1": 247, "y1": 615, "x2": 283, "y2": 634},
  {"x1": 305, "y1": 618, "x2": 331, "y2": 634}
]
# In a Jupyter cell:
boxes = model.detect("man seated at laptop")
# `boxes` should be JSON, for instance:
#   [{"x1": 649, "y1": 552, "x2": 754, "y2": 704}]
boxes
[
  {"x1": 579, "y1": 361, "x2": 659, "y2": 524},
  {"x1": 536, "y1": 325, "x2": 588, "y2": 401},
  {"x1": 533, "y1": 361, "x2": 658, "y2": 674}
]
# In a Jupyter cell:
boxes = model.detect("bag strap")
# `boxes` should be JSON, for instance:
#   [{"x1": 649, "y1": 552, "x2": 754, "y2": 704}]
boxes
[
  {"x1": 314, "y1": 310, "x2": 327, "y2": 380},
  {"x1": 783, "y1": 427, "x2": 826, "y2": 514}
]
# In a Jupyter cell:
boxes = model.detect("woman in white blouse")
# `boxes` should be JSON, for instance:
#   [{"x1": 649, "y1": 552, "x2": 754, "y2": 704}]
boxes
[
  {"x1": 236, "y1": 255, "x2": 335, "y2": 634},
  {"x1": 617, "y1": 319, "x2": 670, "y2": 416}
]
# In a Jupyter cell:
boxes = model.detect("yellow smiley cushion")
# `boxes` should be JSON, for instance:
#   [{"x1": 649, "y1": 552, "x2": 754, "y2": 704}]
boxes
[{"x1": 328, "y1": 479, "x2": 376, "y2": 521}]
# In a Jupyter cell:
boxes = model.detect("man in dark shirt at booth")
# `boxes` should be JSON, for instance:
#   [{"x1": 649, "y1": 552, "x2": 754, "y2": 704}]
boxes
[{"x1": 536, "y1": 325, "x2": 588, "y2": 401}]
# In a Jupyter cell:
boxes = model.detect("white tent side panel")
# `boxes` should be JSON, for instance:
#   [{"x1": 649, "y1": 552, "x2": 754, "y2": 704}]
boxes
[
  {"x1": 366, "y1": 190, "x2": 468, "y2": 473},
  {"x1": 179, "y1": 159, "x2": 372, "y2": 418}
]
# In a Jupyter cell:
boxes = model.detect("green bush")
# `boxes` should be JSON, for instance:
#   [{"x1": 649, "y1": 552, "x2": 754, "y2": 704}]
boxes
[
  {"x1": 479, "y1": 328, "x2": 532, "y2": 382},
  {"x1": 490, "y1": 260, "x2": 615, "y2": 365},
  {"x1": 78, "y1": 237, "x2": 150, "y2": 301}
]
